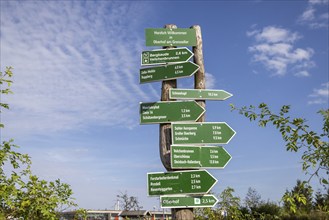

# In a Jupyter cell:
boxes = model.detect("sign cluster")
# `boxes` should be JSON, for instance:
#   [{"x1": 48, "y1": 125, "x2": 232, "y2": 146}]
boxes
[{"x1": 140, "y1": 27, "x2": 236, "y2": 209}]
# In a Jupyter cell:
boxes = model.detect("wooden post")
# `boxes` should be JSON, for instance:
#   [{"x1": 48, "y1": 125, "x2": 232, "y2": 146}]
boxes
[
  {"x1": 159, "y1": 24, "x2": 177, "y2": 171},
  {"x1": 192, "y1": 25, "x2": 206, "y2": 122},
  {"x1": 174, "y1": 25, "x2": 206, "y2": 220},
  {"x1": 159, "y1": 24, "x2": 205, "y2": 220}
]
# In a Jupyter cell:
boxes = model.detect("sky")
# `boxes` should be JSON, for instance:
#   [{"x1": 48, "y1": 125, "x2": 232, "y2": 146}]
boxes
[{"x1": 0, "y1": 0, "x2": 328, "y2": 211}]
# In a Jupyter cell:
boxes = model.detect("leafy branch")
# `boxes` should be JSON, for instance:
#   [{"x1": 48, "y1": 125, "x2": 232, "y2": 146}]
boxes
[
  {"x1": 1, "y1": 67, "x2": 81, "y2": 219},
  {"x1": 230, "y1": 103, "x2": 328, "y2": 186}
]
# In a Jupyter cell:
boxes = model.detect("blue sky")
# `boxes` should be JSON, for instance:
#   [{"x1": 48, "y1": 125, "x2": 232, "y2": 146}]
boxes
[{"x1": 1, "y1": 0, "x2": 328, "y2": 210}]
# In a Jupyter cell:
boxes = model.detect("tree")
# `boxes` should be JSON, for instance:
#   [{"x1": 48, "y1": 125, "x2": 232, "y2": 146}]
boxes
[
  {"x1": 314, "y1": 188, "x2": 329, "y2": 212},
  {"x1": 244, "y1": 187, "x2": 262, "y2": 212},
  {"x1": 1, "y1": 67, "x2": 78, "y2": 219},
  {"x1": 217, "y1": 187, "x2": 244, "y2": 219},
  {"x1": 231, "y1": 103, "x2": 329, "y2": 212},
  {"x1": 116, "y1": 191, "x2": 143, "y2": 211},
  {"x1": 195, "y1": 187, "x2": 244, "y2": 220},
  {"x1": 230, "y1": 103, "x2": 328, "y2": 185},
  {"x1": 283, "y1": 180, "x2": 313, "y2": 214}
]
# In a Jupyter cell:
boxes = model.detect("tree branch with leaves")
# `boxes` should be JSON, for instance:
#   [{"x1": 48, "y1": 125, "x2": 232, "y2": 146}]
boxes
[
  {"x1": 230, "y1": 103, "x2": 328, "y2": 185},
  {"x1": 1, "y1": 67, "x2": 80, "y2": 219},
  {"x1": 230, "y1": 103, "x2": 329, "y2": 213}
]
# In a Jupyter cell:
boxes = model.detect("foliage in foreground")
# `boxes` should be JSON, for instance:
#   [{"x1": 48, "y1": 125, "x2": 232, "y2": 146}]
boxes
[
  {"x1": 0, "y1": 67, "x2": 78, "y2": 219},
  {"x1": 195, "y1": 185, "x2": 329, "y2": 220},
  {"x1": 230, "y1": 103, "x2": 328, "y2": 212}
]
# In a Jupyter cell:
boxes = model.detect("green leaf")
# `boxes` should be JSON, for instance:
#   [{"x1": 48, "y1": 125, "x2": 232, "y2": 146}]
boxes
[{"x1": 321, "y1": 178, "x2": 328, "y2": 185}]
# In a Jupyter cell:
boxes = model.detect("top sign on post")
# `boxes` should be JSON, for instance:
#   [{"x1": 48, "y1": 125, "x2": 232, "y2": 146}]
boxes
[{"x1": 145, "y1": 28, "x2": 197, "y2": 46}]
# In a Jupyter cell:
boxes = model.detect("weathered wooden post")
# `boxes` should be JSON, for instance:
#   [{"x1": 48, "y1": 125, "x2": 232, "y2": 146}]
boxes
[
  {"x1": 158, "y1": 24, "x2": 195, "y2": 220},
  {"x1": 192, "y1": 25, "x2": 206, "y2": 123},
  {"x1": 159, "y1": 24, "x2": 177, "y2": 171}
]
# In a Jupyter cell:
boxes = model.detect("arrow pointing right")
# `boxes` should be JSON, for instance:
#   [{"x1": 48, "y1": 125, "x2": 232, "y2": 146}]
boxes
[
  {"x1": 171, "y1": 145, "x2": 232, "y2": 169},
  {"x1": 172, "y1": 122, "x2": 236, "y2": 145},
  {"x1": 160, "y1": 194, "x2": 219, "y2": 208},
  {"x1": 141, "y1": 47, "x2": 194, "y2": 66},
  {"x1": 140, "y1": 101, "x2": 205, "y2": 124},
  {"x1": 147, "y1": 170, "x2": 217, "y2": 196},
  {"x1": 140, "y1": 61, "x2": 199, "y2": 84}
]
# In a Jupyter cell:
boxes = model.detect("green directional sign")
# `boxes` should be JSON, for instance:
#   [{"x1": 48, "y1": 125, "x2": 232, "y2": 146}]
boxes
[
  {"x1": 147, "y1": 170, "x2": 217, "y2": 196},
  {"x1": 170, "y1": 88, "x2": 233, "y2": 100},
  {"x1": 171, "y1": 145, "x2": 232, "y2": 169},
  {"x1": 140, "y1": 61, "x2": 199, "y2": 84},
  {"x1": 141, "y1": 48, "x2": 194, "y2": 66},
  {"x1": 145, "y1": 28, "x2": 197, "y2": 46},
  {"x1": 172, "y1": 122, "x2": 236, "y2": 145},
  {"x1": 140, "y1": 101, "x2": 205, "y2": 124},
  {"x1": 160, "y1": 195, "x2": 218, "y2": 208}
]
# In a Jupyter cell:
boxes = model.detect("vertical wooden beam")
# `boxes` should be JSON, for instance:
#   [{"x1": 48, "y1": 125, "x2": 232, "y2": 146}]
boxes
[
  {"x1": 159, "y1": 24, "x2": 204, "y2": 220},
  {"x1": 159, "y1": 24, "x2": 177, "y2": 171},
  {"x1": 192, "y1": 25, "x2": 206, "y2": 123}
]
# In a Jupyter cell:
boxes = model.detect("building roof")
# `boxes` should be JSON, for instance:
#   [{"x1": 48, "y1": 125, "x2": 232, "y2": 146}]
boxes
[{"x1": 119, "y1": 210, "x2": 151, "y2": 217}]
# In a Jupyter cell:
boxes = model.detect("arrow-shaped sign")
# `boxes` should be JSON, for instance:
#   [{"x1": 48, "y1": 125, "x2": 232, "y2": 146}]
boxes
[
  {"x1": 160, "y1": 195, "x2": 218, "y2": 208},
  {"x1": 170, "y1": 88, "x2": 233, "y2": 100},
  {"x1": 141, "y1": 48, "x2": 194, "y2": 66},
  {"x1": 140, "y1": 61, "x2": 199, "y2": 84},
  {"x1": 172, "y1": 122, "x2": 236, "y2": 145},
  {"x1": 147, "y1": 170, "x2": 217, "y2": 196},
  {"x1": 171, "y1": 145, "x2": 232, "y2": 169},
  {"x1": 140, "y1": 101, "x2": 205, "y2": 124}
]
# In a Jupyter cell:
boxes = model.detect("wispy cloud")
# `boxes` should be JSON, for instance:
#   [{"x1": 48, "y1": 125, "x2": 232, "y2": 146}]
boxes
[
  {"x1": 298, "y1": 0, "x2": 329, "y2": 29},
  {"x1": 205, "y1": 72, "x2": 216, "y2": 89},
  {"x1": 308, "y1": 82, "x2": 329, "y2": 105},
  {"x1": 247, "y1": 26, "x2": 315, "y2": 77},
  {"x1": 1, "y1": 1, "x2": 155, "y2": 137}
]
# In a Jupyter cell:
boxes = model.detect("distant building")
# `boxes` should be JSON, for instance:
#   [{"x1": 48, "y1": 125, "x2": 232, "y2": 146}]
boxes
[
  {"x1": 60, "y1": 210, "x2": 120, "y2": 220},
  {"x1": 60, "y1": 210, "x2": 171, "y2": 220}
]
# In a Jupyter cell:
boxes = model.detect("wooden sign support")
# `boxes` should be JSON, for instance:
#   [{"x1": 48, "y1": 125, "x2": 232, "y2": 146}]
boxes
[{"x1": 159, "y1": 24, "x2": 205, "y2": 220}]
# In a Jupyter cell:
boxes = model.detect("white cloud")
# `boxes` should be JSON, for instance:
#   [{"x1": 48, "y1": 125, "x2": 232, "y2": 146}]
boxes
[
  {"x1": 294, "y1": 71, "x2": 311, "y2": 77},
  {"x1": 308, "y1": 82, "x2": 329, "y2": 104},
  {"x1": 298, "y1": 0, "x2": 329, "y2": 29},
  {"x1": 309, "y1": 0, "x2": 329, "y2": 5},
  {"x1": 248, "y1": 26, "x2": 301, "y2": 43},
  {"x1": 1, "y1": 1, "x2": 155, "y2": 137},
  {"x1": 205, "y1": 72, "x2": 216, "y2": 89},
  {"x1": 247, "y1": 26, "x2": 314, "y2": 77}
]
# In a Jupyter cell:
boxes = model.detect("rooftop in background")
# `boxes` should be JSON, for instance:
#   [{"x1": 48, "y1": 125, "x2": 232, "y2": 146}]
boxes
[{"x1": 60, "y1": 209, "x2": 172, "y2": 220}]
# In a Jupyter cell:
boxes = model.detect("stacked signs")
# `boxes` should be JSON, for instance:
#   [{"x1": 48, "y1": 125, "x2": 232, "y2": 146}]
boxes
[{"x1": 140, "y1": 27, "x2": 236, "y2": 209}]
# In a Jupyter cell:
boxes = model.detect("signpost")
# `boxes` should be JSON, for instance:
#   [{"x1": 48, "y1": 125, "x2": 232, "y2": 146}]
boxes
[
  {"x1": 140, "y1": 25, "x2": 237, "y2": 219},
  {"x1": 141, "y1": 48, "x2": 193, "y2": 66},
  {"x1": 170, "y1": 88, "x2": 233, "y2": 100},
  {"x1": 172, "y1": 122, "x2": 236, "y2": 145},
  {"x1": 140, "y1": 101, "x2": 205, "y2": 124},
  {"x1": 140, "y1": 61, "x2": 199, "y2": 84},
  {"x1": 171, "y1": 145, "x2": 232, "y2": 169},
  {"x1": 160, "y1": 195, "x2": 218, "y2": 208},
  {"x1": 147, "y1": 170, "x2": 217, "y2": 196},
  {"x1": 145, "y1": 28, "x2": 197, "y2": 46}
]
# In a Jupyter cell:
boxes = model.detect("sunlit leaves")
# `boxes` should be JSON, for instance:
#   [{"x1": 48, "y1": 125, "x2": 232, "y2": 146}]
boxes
[
  {"x1": 1, "y1": 67, "x2": 80, "y2": 219},
  {"x1": 231, "y1": 103, "x2": 329, "y2": 213},
  {"x1": 231, "y1": 103, "x2": 328, "y2": 185}
]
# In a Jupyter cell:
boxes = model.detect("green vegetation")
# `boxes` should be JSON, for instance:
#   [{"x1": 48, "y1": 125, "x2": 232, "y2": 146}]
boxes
[
  {"x1": 0, "y1": 67, "x2": 79, "y2": 219},
  {"x1": 230, "y1": 103, "x2": 328, "y2": 187},
  {"x1": 199, "y1": 102, "x2": 329, "y2": 219},
  {"x1": 195, "y1": 183, "x2": 329, "y2": 220}
]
